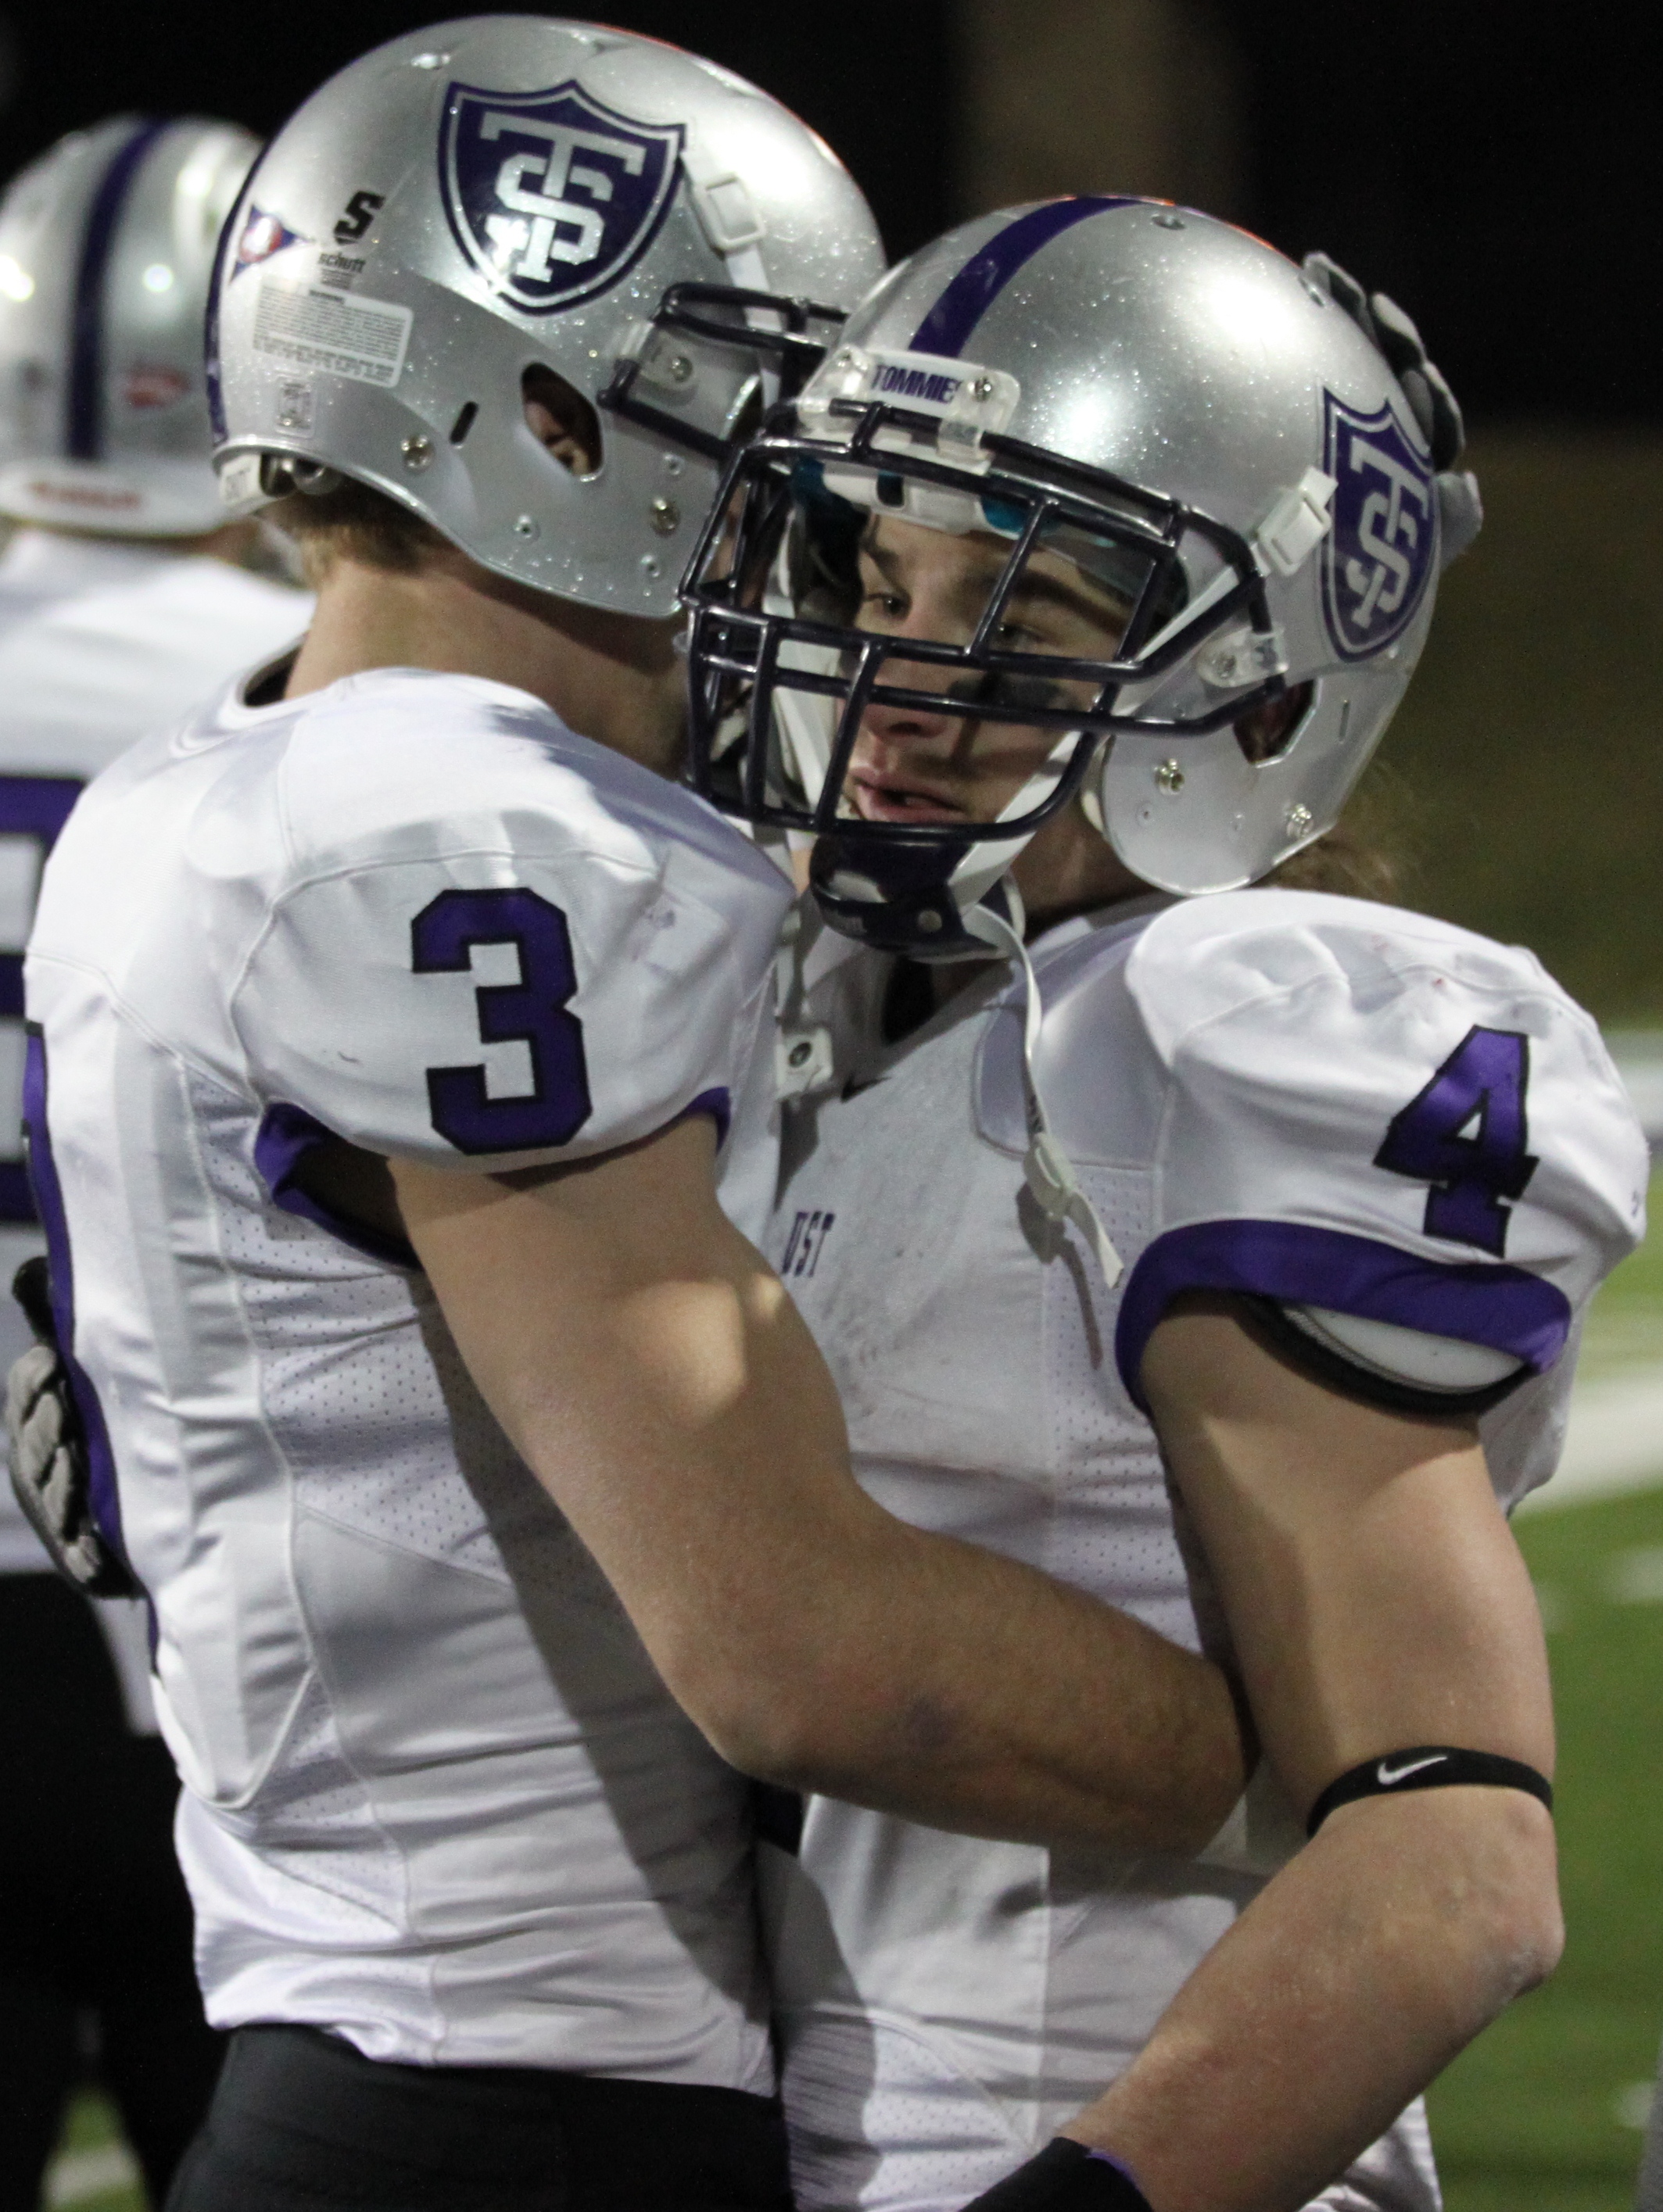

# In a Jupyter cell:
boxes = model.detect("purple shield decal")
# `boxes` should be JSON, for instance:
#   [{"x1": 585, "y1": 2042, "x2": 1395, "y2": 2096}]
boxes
[
  {"x1": 439, "y1": 81, "x2": 684, "y2": 316},
  {"x1": 1321, "y1": 392, "x2": 1437, "y2": 662}
]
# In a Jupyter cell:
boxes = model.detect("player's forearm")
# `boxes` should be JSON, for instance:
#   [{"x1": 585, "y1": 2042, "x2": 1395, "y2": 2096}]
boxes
[
  {"x1": 513, "y1": 1276, "x2": 1247, "y2": 1852},
  {"x1": 727, "y1": 1510, "x2": 1249, "y2": 1852},
  {"x1": 1058, "y1": 1788, "x2": 1561, "y2": 2212},
  {"x1": 398, "y1": 1147, "x2": 1245, "y2": 1852}
]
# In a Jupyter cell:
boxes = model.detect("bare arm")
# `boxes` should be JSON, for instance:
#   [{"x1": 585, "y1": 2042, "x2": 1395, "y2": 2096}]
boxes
[
  {"x1": 1056, "y1": 1298, "x2": 1561, "y2": 2212},
  {"x1": 388, "y1": 1123, "x2": 1246, "y2": 1852}
]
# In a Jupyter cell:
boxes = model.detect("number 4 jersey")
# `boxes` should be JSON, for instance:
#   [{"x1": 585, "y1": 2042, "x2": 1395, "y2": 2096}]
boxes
[
  {"x1": 24, "y1": 664, "x2": 793, "y2": 2081},
  {"x1": 765, "y1": 888, "x2": 1647, "y2": 2212}
]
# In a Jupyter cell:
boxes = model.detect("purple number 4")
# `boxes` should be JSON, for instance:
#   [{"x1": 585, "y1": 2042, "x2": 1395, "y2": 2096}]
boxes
[{"x1": 1374, "y1": 1025, "x2": 1537, "y2": 1258}]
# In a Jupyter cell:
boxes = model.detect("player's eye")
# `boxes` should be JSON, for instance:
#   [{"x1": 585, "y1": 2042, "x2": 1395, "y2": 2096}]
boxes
[{"x1": 857, "y1": 587, "x2": 909, "y2": 625}]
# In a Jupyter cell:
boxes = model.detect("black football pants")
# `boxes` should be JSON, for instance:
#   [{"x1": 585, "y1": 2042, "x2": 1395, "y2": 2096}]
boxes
[
  {"x1": 166, "y1": 2024, "x2": 796, "y2": 2212},
  {"x1": 0, "y1": 1572, "x2": 224, "y2": 2208}
]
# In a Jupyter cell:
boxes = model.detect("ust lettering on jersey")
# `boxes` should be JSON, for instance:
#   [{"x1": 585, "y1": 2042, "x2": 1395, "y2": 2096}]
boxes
[{"x1": 780, "y1": 1208, "x2": 836, "y2": 1280}]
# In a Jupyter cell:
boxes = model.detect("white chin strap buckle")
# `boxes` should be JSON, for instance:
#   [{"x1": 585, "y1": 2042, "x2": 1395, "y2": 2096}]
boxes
[{"x1": 962, "y1": 897, "x2": 1124, "y2": 1289}]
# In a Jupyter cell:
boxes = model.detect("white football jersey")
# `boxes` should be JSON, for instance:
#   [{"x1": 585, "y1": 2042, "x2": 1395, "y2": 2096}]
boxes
[
  {"x1": 25, "y1": 665, "x2": 793, "y2": 2078},
  {"x1": 765, "y1": 889, "x2": 1647, "y2": 2212},
  {"x1": 0, "y1": 525, "x2": 306, "y2": 1736}
]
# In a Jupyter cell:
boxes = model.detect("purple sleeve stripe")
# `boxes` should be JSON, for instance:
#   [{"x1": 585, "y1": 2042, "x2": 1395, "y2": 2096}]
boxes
[
  {"x1": 1113, "y1": 1218, "x2": 1572, "y2": 1414},
  {"x1": 253, "y1": 1089, "x2": 731, "y2": 1264},
  {"x1": 253, "y1": 1104, "x2": 421, "y2": 1271}
]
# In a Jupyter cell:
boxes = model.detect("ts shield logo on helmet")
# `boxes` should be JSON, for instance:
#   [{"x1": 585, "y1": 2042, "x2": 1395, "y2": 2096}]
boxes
[
  {"x1": 439, "y1": 81, "x2": 684, "y2": 316},
  {"x1": 1321, "y1": 392, "x2": 1437, "y2": 661}
]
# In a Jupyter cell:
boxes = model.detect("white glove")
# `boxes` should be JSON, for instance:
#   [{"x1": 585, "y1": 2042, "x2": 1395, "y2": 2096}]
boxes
[{"x1": 7, "y1": 1258, "x2": 140, "y2": 1598}]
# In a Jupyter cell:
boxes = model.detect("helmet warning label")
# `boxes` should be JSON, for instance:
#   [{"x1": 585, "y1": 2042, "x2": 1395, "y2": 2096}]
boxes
[{"x1": 252, "y1": 280, "x2": 413, "y2": 389}]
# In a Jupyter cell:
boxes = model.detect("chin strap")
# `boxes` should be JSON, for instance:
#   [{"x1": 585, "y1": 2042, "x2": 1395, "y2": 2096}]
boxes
[{"x1": 961, "y1": 895, "x2": 1124, "y2": 1289}]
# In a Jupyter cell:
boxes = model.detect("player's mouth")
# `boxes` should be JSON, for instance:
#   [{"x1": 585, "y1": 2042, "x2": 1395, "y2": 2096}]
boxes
[{"x1": 849, "y1": 769, "x2": 966, "y2": 825}]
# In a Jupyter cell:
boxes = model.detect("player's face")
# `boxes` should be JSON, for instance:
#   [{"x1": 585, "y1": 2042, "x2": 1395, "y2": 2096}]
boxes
[{"x1": 844, "y1": 514, "x2": 1133, "y2": 826}]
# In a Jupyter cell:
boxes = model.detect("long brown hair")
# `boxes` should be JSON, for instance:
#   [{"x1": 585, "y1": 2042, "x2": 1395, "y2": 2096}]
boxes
[{"x1": 1263, "y1": 763, "x2": 1415, "y2": 904}]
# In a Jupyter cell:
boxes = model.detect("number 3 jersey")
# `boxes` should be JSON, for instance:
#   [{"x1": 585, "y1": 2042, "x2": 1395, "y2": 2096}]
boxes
[
  {"x1": 23, "y1": 664, "x2": 794, "y2": 2081},
  {"x1": 764, "y1": 889, "x2": 1647, "y2": 2212}
]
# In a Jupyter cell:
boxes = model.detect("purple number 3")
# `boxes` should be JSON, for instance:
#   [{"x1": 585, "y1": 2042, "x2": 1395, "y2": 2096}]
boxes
[
  {"x1": 1374, "y1": 1025, "x2": 1537, "y2": 1257},
  {"x1": 411, "y1": 887, "x2": 592, "y2": 1154}
]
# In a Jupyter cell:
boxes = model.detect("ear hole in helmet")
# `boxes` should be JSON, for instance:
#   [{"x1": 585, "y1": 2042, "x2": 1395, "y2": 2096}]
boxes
[
  {"x1": 449, "y1": 401, "x2": 478, "y2": 446},
  {"x1": 1234, "y1": 682, "x2": 1313, "y2": 764},
  {"x1": 521, "y1": 364, "x2": 602, "y2": 478}
]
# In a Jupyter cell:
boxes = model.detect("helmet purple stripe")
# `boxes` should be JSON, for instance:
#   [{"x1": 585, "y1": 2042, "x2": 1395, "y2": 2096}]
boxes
[
  {"x1": 66, "y1": 117, "x2": 170, "y2": 461},
  {"x1": 909, "y1": 195, "x2": 1143, "y2": 359}
]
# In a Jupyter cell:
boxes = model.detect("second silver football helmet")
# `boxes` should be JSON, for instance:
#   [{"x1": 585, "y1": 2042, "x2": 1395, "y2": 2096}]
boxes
[
  {"x1": 210, "y1": 16, "x2": 885, "y2": 617},
  {"x1": 0, "y1": 116, "x2": 260, "y2": 534},
  {"x1": 682, "y1": 199, "x2": 1480, "y2": 948}
]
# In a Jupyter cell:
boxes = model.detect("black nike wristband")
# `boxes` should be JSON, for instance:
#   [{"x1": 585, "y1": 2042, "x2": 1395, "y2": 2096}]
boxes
[
  {"x1": 959, "y1": 2138, "x2": 1153, "y2": 2210},
  {"x1": 1306, "y1": 1746, "x2": 1553, "y2": 1838}
]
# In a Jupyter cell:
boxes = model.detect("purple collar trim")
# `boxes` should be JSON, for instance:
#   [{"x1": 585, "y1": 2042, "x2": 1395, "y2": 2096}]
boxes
[{"x1": 1115, "y1": 1218, "x2": 1572, "y2": 1413}]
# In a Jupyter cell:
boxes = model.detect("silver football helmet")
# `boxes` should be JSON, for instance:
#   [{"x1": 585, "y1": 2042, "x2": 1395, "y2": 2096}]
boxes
[
  {"x1": 682, "y1": 199, "x2": 1481, "y2": 953},
  {"x1": 0, "y1": 116, "x2": 260, "y2": 535},
  {"x1": 210, "y1": 16, "x2": 885, "y2": 617}
]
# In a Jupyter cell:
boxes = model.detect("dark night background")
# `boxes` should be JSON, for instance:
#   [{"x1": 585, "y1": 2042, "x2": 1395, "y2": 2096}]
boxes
[
  {"x1": 1, "y1": 2, "x2": 1658, "y2": 423},
  {"x1": 2, "y1": 0, "x2": 1661, "y2": 1018}
]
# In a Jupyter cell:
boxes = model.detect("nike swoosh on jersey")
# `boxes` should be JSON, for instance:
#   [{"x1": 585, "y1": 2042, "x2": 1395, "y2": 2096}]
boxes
[{"x1": 1375, "y1": 1752, "x2": 1449, "y2": 1787}]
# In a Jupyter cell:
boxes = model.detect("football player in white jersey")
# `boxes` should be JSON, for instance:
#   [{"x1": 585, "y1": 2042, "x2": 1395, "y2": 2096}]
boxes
[
  {"x1": 679, "y1": 203, "x2": 1650, "y2": 2212},
  {"x1": 0, "y1": 114, "x2": 307, "y2": 2205},
  {"x1": 12, "y1": 34, "x2": 1270, "y2": 2212}
]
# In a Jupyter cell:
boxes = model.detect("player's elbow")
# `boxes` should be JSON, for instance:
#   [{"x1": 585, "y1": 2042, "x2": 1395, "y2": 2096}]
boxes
[
  {"x1": 669, "y1": 1665, "x2": 849, "y2": 1786},
  {"x1": 657, "y1": 1619, "x2": 912, "y2": 1791},
  {"x1": 1491, "y1": 1849, "x2": 1564, "y2": 1997},
  {"x1": 1454, "y1": 1794, "x2": 1564, "y2": 2011}
]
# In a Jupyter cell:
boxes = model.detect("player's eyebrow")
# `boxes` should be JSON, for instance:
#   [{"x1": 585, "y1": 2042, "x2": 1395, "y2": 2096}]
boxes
[
  {"x1": 856, "y1": 520, "x2": 1129, "y2": 644},
  {"x1": 858, "y1": 518, "x2": 1009, "y2": 596},
  {"x1": 1004, "y1": 564, "x2": 1134, "y2": 637}
]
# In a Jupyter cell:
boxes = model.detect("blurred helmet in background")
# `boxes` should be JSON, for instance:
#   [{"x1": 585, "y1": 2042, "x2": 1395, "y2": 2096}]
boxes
[
  {"x1": 683, "y1": 199, "x2": 1479, "y2": 952},
  {"x1": 210, "y1": 14, "x2": 887, "y2": 618},
  {"x1": 0, "y1": 116, "x2": 260, "y2": 534}
]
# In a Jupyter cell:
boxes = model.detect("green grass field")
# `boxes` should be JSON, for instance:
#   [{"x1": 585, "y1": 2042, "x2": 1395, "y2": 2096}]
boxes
[
  {"x1": 1431, "y1": 1476, "x2": 1663, "y2": 2212},
  {"x1": 43, "y1": 1197, "x2": 1663, "y2": 2210}
]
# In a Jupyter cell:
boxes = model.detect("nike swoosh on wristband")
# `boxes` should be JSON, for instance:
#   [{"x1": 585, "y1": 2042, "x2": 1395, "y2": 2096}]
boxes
[{"x1": 1376, "y1": 1753, "x2": 1450, "y2": 1787}]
